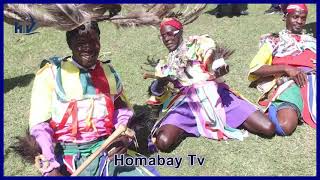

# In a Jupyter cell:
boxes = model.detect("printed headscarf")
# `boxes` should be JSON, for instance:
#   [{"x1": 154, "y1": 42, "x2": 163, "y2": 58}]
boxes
[
  {"x1": 160, "y1": 18, "x2": 183, "y2": 30},
  {"x1": 286, "y1": 4, "x2": 308, "y2": 14}
]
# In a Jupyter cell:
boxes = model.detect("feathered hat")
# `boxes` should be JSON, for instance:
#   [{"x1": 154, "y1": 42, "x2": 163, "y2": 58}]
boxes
[{"x1": 4, "y1": 4, "x2": 207, "y2": 32}]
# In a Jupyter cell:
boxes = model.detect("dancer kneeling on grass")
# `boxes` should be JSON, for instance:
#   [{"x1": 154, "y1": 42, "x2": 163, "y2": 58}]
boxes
[
  {"x1": 248, "y1": 4, "x2": 316, "y2": 136},
  {"x1": 15, "y1": 21, "x2": 158, "y2": 176},
  {"x1": 145, "y1": 18, "x2": 275, "y2": 153}
]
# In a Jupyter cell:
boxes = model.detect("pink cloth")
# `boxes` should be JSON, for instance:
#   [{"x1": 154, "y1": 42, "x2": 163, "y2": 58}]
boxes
[
  {"x1": 30, "y1": 122, "x2": 60, "y2": 175},
  {"x1": 113, "y1": 108, "x2": 134, "y2": 129}
]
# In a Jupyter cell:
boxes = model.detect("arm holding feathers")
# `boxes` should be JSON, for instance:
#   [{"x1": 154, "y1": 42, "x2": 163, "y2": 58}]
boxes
[
  {"x1": 195, "y1": 35, "x2": 233, "y2": 79},
  {"x1": 30, "y1": 123, "x2": 61, "y2": 176},
  {"x1": 28, "y1": 66, "x2": 61, "y2": 175}
]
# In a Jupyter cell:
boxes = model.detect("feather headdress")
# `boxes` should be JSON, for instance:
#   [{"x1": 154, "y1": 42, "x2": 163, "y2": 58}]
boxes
[{"x1": 4, "y1": 4, "x2": 207, "y2": 31}]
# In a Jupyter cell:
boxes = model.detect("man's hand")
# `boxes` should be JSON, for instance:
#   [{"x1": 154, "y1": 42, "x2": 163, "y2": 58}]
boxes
[
  {"x1": 285, "y1": 66, "x2": 307, "y2": 87},
  {"x1": 106, "y1": 135, "x2": 131, "y2": 160},
  {"x1": 149, "y1": 76, "x2": 172, "y2": 96},
  {"x1": 214, "y1": 64, "x2": 229, "y2": 78},
  {"x1": 157, "y1": 76, "x2": 171, "y2": 86}
]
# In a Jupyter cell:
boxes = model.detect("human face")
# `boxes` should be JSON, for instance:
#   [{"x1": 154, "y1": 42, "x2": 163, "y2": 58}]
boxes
[
  {"x1": 286, "y1": 11, "x2": 307, "y2": 34},
  {"x1": 69, "y1": 29, "x2": 101, "y2": 68},
  {"x1": 160, "y1": 25, "x2": 183, "y2": 52}
]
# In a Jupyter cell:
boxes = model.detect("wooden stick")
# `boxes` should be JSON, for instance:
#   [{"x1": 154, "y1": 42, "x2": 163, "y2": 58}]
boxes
[
  {"x1": 71, "y1": 125, "x2": 127, "y2": 176},
  {"x1": 143, "y1": 72, "x2": 158, "y2": 79}
]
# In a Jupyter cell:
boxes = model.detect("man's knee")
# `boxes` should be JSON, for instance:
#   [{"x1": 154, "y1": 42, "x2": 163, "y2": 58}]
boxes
[
  {"x1": 245, "y1": 110, "x2": 275, "y2": 137},
  {"x1": 277, "y1": 109, "x2": 299, "y2": 136},
  {"x1": 268, "y1": 104, "x2": 299, "y2": 136},
  {"x1": 254, "y1": 111, "x2": 276, "y2": 137},
  {"x1": 155, "y1": 132, "x2": 173, "y2": 153},
  {"x1": 260, "y1": 119, "x2": 276, "y2": 137},
  {"x1": 278, "y1": 117, "x2": 298, "y2": 136},
  {"x1": 154, "y1": 124, "x2": 187, "y2": 152}
]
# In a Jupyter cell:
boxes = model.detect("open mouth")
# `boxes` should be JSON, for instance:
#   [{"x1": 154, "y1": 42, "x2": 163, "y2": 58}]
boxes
[
  {"x1": 293, "y1": 26, "x2": 303, "y2": 32},
  {"x1": 165, "y1": 42, "x2": 175, "y2": 48},
  {"x1": 80, "y1": 51, "x2": 97, "y2": 58},
  {"x1": 293, "y1": 24, "x2": 302, "y2": 29}
]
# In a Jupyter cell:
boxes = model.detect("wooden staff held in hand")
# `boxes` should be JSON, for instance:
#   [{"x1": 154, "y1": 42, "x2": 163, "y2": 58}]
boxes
[{"x1": 71, "y1": 125, "x2": 135, "y2": 176}]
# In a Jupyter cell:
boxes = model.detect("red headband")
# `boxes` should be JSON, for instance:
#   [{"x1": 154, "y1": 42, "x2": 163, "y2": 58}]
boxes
[
  {"x1": 286, "y1": 4, "x2": 308, "y2": 14},
  {"x1": 160, "y1": 18, "x2": 183, "y2": 30}
]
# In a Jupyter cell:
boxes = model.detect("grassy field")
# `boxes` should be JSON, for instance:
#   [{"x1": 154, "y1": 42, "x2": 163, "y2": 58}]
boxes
[{"x1": 3, "y1": 4, "x2": 317, "y2": 176}]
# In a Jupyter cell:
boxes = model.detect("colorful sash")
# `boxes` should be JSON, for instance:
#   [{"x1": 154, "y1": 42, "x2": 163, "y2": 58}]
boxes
[{"x1": 44, "y1": 57, "x2": 120, "y2": 143}]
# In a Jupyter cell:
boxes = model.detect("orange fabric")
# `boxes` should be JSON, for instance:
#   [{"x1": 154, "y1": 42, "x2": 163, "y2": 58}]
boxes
[
  {"x1": 71, "y1": 102, "x2": 78, "y2": 137},
  {"x1": 58, "y1": 100, "x2": 77, "y2": 130}
]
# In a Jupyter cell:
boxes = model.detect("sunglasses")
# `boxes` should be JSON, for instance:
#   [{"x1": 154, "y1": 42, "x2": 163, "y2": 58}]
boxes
[{"x1": 159, "y1": 30, "x2": 180, "y2": 40}]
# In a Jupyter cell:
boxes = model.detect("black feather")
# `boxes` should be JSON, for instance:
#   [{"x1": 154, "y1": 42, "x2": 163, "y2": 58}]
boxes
[
  {"x1": 9, "y1": 129, "x2": 42, "y2": 164},
  {"x1": 213, "y1": 44, "x2": 235, "y2": 61}
]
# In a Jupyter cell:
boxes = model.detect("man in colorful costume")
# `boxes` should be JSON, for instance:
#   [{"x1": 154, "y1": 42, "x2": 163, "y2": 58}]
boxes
[
  {"x1": 28, "y1": 21, "x2": 158, "y2": 176},
  {"x1": 146, "y1": 18, "x2": 275, "y2": 152},
  {"x1": 248, "y1": 4, "x2": 316, "y2": 136}
]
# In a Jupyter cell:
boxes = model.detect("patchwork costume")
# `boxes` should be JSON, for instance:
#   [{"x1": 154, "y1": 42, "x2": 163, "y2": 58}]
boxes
[
  {"x1": 29, "y1": 57, "x2": 158, "y2": 176},
  {"x1": 248, "y1": 29, "x2": 316, "y2": 135},
  {"x1": 148, "y1": 34, "x2": 259, "y2": 150}
]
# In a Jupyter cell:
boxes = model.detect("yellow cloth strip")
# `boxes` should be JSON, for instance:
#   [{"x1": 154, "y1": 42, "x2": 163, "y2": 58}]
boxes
[
  {"x1": 248, "y1": 43, "x2": 273, "y2": 82},
  {"x1": 84, "y1": 98, "x2": 95, "y2": 131},
  {"x1": 61, "y1": 61, "x2": 83, "y2": 99},
  {"x1": 120, "y1": 93, "x2": 132, "y2": 109}
]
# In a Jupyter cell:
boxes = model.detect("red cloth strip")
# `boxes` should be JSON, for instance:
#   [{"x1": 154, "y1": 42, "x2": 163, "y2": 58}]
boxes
[
  {"x1": 272, "y1": 50, "x2": 316, "y2": 68},
  {"x1": 71, "y1": 101, "x2": 78, "y2": 137},
  {"x1": 160, "y1": 18, "x2": 183, "y2": 30},
  {"x1": 104, "y1": 95, "x2": 114, "y2": 133},
  {"x1": 58, "y1": 100, "x2": 76, "y2": 130},
  {"x1": 287, "y1": 4, "x2": 308, "y2": 14},
  {"x1": 90, "y1": 62, "x2": 110, "y2": 95},
  {"x1": 300, "y1": 84, "x2": 316, "y2": 128}
]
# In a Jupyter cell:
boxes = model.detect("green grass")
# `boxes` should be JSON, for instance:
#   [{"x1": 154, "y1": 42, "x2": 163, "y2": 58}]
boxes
[{"x1": 3, "y1": 4, "x2": 316, "y2": 176}]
